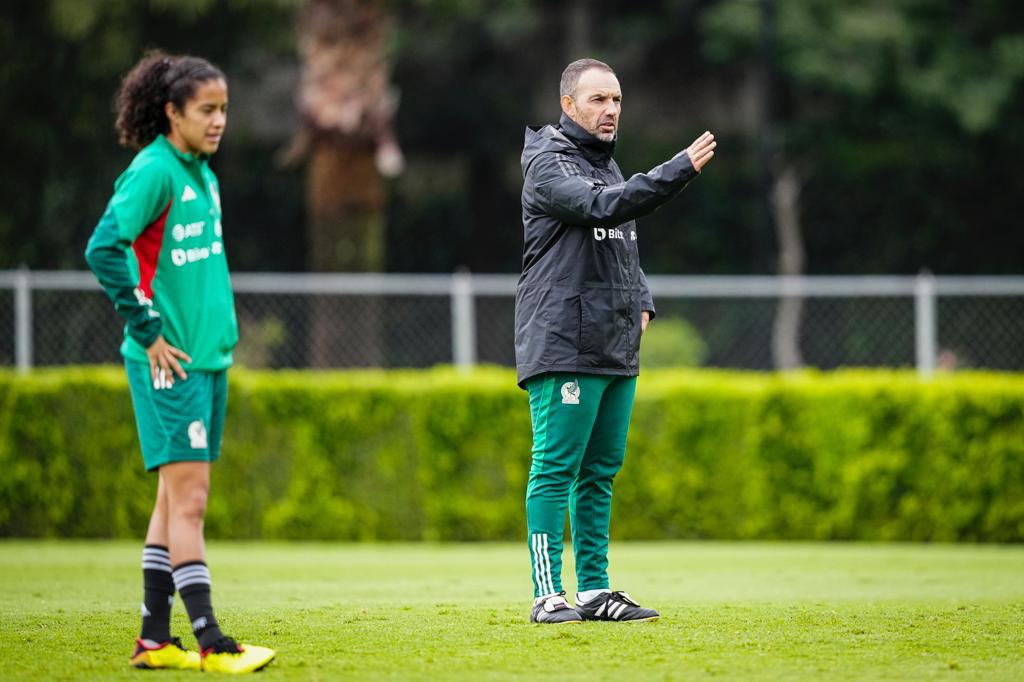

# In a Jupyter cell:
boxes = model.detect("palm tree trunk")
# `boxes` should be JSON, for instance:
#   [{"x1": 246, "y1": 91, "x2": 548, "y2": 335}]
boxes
[
  {"x1": 293, "y1": 0, "x2": 401, "y2": 368},
  {"x1": 307, "y1": 135, "x2": 385, "y2": 367}
]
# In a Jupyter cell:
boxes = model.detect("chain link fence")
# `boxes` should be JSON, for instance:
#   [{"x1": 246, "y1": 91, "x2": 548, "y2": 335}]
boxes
[{"x1": 3, "y1": 270, "x2": 1024, "y2": 374}]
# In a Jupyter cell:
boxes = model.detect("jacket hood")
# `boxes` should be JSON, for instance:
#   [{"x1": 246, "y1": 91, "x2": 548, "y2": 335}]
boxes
[{"x1": 521, "y1": 113, "x2": 616, "y2": 176}]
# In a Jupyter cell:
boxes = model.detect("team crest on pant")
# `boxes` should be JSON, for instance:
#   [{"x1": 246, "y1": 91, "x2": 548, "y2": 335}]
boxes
[
  {"x1": 188, "y1": 420, "x2": 208, "y2": 449},
  {"x1": 561, "y1": 380, "x2": 580, "y2": 405}
]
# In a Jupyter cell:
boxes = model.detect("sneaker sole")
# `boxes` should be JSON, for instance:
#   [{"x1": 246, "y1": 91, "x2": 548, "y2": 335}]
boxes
[
  {"x1": 131, "y1": 656, "x2": 197, "y2": 670},
  {"x1": 130, "y1": 661, "x2": 199, "y2": 670},
  {"x1": 577, "y1": 616, "x2": 661, "y2": 623},
  {"x1": 531, "y1": 617, "x2": 584, "y2": 625},
  {"x1": 200, "y1": 657, "x2": 275, "y2": 674}
]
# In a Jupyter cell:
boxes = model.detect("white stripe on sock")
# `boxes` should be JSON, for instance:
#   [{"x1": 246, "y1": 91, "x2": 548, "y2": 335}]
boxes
[
  {"x1": 142, "y1": 548, "x2": 172, "y2": 571},
  {"x1": 172, "y1": 572, "x2": 210, "y2": 587},
  {"x1": 172, "y1": 567, "x2": 210, "y2": 581},
  {"x1": 174, "y1": 575, "x2": 211, "y2": 590},
  {"x1": 172, "y1": 564, "x2": 211, "y2": 591}
]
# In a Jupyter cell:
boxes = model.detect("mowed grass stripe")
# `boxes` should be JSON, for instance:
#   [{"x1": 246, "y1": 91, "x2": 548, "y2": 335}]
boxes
[{"x1": 1, "y1": 542, "x2": 1021, "y2": 680}]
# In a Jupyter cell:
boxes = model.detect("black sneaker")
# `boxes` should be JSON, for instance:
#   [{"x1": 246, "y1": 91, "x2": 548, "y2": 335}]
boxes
[
  {"x1": 575, "y1": 591, "x2": 659, "y2": 622},
  {"x1": 530, "y1": 592, "x2": 583, "y2": 624}
]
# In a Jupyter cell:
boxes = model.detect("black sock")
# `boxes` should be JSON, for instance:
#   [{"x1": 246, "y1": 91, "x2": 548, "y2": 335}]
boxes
[
  {"x1": 172, "y1": 561, "x2": 224, "y2": 650},
  {"x1": 140, "y1": 545, "x2": 174, "y2": 642}
]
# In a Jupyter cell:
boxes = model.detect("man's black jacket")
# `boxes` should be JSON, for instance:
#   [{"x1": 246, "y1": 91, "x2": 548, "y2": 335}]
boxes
[{"x1": 514, "y1": 113, "x2": 699, "y2": 387}]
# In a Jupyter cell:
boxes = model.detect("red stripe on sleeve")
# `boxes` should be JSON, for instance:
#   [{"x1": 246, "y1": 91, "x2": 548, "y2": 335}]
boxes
[{"x1": 133, "y1": 200, "x2": 172, "y2": 299}]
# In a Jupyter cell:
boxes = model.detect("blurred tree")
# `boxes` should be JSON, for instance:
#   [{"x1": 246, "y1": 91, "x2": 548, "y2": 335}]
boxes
[
  {"x1": 287, "y1": 0, "x2": 402, "y2": 274},
  {"x1": 700, "y1": 0, "x2": 1024, "y2": 367},
  {"x1": 0, "y1": 0, "x2": 304, "y2": 271},
  {"x1": 386, "y1": 0, "x2": 543, "y2": 273},
  {"x1": 1, "y1": 0, "x2": 1023, "y2": 291},
  {"x1": 285, "y1": 0, "x2": 403, "y2": 366}
]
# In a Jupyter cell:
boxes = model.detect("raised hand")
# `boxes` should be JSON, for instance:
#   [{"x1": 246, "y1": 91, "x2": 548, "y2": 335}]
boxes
[{"x1": 685, "y1": 131, "x2": 716, "y2": 171}]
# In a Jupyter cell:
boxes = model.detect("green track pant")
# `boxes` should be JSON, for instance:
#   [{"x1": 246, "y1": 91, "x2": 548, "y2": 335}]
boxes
[{"x1": 525, "y1": 372, "x2": 637, "y2": 597}]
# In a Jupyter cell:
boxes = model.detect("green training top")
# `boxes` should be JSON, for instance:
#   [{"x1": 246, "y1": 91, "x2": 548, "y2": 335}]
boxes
[{"x1": 85, "y1": 135, "x2": 238, "y2": 371}]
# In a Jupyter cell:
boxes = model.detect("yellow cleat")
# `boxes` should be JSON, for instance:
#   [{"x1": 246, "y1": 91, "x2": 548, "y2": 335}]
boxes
[
  {"x1": 201, "y1": 637, "x2": 276, "y2": 674},
  {"x1": 130, "y1": 637, "x2": 201, "y2": 670}
]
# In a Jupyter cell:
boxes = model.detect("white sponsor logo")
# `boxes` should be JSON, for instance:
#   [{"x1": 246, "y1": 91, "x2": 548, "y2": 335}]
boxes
[
  {"x1": 188, "y1": 421, "x2": 208, "y2": 449},
  {"x1": 630, "y1": 230, "x2": 637, "y2": 240},
  {"x1": 133, "y1": 287, "x2": 153, "y2": 307},
  {"x1": 214, "y1": 219, "x2": 222, "y2": 237},
  {"x1": 211, "y1": 241, "x2": 223, "y2": 255},
  {"x1": 593, "y1": 227, "x2": 625, "y2": 241},
  {"x1": 561, "y1": 380, "x2": 581, "y2": 405},
  {"x1": 133, "y1": 290, "x2": 161, "y2": 318},
  {"x1": 170, "y1": 247, "x2": 211, "y2": 267},
  {"x1": 191, "y1": 616, "x2": 208, "y2": 632},
  {"x1": 171, "y1": 221, "x2": 204, "y2": 242},
  {"x1": 181, "y1": 185, "x2": 198, "y2": 202}
]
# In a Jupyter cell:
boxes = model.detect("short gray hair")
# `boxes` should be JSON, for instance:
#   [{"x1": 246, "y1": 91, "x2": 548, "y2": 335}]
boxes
[{"x1": 559, "y1": 58, "x2": 615, "y2": 99}]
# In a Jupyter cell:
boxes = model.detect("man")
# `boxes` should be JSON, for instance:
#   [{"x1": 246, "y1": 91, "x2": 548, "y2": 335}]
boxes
[{"x1": 515, "y1": 58, "x2": 716, "y2": 624}]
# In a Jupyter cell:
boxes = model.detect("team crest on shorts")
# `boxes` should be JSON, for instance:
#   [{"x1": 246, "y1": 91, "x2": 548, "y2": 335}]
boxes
[
  {"x1": 188, "y1": 420, "x2": 208, "y2": 449},
  {"x1": 561, "y1": 380, "x2": 580, "y2": 405}
]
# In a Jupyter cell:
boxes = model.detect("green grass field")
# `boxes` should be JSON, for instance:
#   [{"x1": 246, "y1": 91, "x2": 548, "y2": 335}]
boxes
[{"x1": 1, "y1": 541, "x2": 1022, "y2": 680}]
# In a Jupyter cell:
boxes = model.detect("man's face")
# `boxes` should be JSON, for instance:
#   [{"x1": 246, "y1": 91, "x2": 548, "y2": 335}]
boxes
[{"x1": 562, "y1": 68, "x2": 622, "y2": 142}]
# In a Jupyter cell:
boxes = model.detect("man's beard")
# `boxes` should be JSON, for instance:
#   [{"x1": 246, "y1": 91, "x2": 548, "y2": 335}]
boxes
[{"x1": 591, "y1": 119, "x2": 616, "y2": 142}]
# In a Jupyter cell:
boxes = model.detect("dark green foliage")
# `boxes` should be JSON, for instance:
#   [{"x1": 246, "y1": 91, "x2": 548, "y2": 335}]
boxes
[
  {"x1": 1, "y1": 367, "x2": 1022, "y2": 541},
  {"x1": 4, "y1": 1, "x2": 1024, "y2": 276}
]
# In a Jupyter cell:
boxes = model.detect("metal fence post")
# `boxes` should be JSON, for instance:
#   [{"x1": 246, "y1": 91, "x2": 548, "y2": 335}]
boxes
[
  {"x1": 914, "y1": 271, "x2": 936, "y2": 377},
  {"x1": 14, "y1": 266, "x2": 32, "y2": 373},
  {"x1": 451, "y1": 268, "x2": 476, "y2": 372}
]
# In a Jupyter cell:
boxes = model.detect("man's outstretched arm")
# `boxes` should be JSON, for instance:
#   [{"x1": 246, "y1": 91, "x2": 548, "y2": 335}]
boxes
[{"x1": 530, "y1": 131, "x2": 716, "y2": 228}]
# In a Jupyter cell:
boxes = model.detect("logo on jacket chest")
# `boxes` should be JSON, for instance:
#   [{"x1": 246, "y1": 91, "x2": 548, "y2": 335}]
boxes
[{"x1": 593, "y1": 227, "x2": 637, "y2": 242}]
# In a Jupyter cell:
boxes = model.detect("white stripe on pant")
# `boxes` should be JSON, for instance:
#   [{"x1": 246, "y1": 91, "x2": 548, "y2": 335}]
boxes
[{"x1": 532, "y1": 533, "x2": 555, "y2": 596}]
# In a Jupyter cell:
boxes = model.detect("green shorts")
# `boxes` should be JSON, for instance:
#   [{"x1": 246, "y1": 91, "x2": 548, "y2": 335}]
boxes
[{"x1": 125, "y1": 361, "x2": 228, "y2": 471}]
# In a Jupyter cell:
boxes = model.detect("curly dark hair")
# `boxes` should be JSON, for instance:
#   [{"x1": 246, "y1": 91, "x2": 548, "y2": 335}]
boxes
[{"x1": 114, "y1": 50, "x2": 225, "y2": 150}]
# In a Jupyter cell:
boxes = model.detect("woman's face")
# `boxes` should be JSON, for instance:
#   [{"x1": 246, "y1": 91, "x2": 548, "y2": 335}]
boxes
[{"x1": 167, "y1": 78, "x2": 228, "y2": 156}]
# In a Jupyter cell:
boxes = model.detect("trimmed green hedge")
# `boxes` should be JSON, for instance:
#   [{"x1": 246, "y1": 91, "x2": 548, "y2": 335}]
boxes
[{"x1": 1, "y1": 367, "x2": 1022, "y2": 541}]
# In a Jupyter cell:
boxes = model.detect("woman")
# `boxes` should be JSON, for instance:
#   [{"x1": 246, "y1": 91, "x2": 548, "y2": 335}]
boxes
[{"x1": 85, "y1": 51, "x2": 275, "y2": 674}]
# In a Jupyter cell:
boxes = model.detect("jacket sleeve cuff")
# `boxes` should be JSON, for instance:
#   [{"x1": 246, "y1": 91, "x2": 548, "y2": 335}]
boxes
[
  {"x1": 128, "y1": 318, "x2": 162, "y2": 349},
  {"x1": 670, "y1": 151, "x2": 700, "y2": 183}
]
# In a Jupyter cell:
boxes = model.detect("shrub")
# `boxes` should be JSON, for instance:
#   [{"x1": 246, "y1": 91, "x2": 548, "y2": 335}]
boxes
[{"x1": 1, "y1": 367, "x2": 1021, "y2": 541}]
